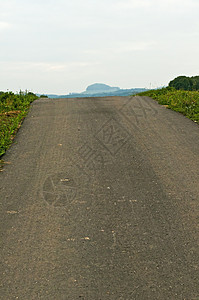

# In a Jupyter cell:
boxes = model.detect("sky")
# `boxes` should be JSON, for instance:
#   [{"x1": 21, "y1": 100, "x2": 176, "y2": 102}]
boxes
[{"x1": 0, "y1": 0, "x2": 199, "y2": 94}]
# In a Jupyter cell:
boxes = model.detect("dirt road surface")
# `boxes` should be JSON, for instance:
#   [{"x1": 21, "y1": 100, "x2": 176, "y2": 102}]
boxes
[{"x1": 0, "y1": 96, "x2": 199, "y2": 299}]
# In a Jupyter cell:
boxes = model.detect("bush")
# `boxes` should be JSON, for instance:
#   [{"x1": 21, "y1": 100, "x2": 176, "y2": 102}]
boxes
[{"x1": 40, "y1": 95, "x2": 48, "y2": 98}]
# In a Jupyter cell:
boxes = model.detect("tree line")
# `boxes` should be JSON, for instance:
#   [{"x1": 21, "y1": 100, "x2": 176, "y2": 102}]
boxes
[{"x1": 169, "y1": 76, "x2": 199, "y2": 91}]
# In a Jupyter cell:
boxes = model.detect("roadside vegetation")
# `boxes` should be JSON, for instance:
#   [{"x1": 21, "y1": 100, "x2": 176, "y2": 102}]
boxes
[
  {"x1": 137, "y1": 85, "x2": 199, "y2": 125},
  {"x1": 0, "y1": 91, "x2": 38, "y2": 160}
]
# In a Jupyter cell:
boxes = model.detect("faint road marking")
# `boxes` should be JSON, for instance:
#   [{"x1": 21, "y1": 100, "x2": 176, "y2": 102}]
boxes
[
  {"x1": 119, "y1": 96, "x2": 158, "y2": 127},
  {"x1": 95, "y1": 118, "x2": 131, "y2": 156},
  {"x1": 42, "y1": 173, "x2": 77, "y2": 207},
  {"x1": 77, "y1": 143, "x2": 104, "y2": 175}
]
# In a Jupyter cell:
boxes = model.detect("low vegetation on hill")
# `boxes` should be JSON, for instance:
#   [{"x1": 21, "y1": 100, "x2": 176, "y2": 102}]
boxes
[
  {"x1": 0, "y1": 91, "x2": 38, "y2": 160},
  {"x1": 137, "y1": 87, "x2": 199, "y2": 124}
]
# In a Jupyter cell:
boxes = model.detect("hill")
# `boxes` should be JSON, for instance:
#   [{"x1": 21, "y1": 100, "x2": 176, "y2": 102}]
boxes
[
  {"x1": 83, "y1": 83, "x2": 120, "y2": 94},
  {"x1": 38, "y1": 84, "x2": 148, "y2": 98}
]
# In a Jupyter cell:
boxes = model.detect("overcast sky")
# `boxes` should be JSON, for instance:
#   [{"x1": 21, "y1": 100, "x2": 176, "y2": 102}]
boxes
[{"x1": 0, "y1": 0, "x2": 199, "y2": 94}]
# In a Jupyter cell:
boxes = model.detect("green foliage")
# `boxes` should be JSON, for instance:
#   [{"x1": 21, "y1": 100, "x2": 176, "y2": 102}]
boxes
[
  {"x1": 192, "y1": 76, "x2": 199, "y2": 90},
  {"x1": 169, "y1": 75, "x2": 199, "y2": 91},
  {"x1": 40, "y1": 94, "x2": 48, "y2": 98},
  {"x1": 0, "y1": 91, "x2": 38, "y2": 157},
  {"x1": 0, "y1": 91, "x2": 37, "y2": 113},
  {"x1": 137, "y1": 87, "x2": 199, "y2": 124}
]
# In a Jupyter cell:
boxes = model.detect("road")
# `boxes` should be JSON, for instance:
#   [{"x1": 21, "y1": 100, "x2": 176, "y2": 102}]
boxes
[{"x1": 0, "y1": 96, "x2": 199, "y2": 299}]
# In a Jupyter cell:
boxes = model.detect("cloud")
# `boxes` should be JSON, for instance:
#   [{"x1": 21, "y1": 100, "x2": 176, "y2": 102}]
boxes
[
  {"x1": 115, "y1": 42, "x2": 156, "y2": 53},
  {"x1": 114, "y1": 0, "x2": 199, "y2": 12},
  {"x1": 114, "y1": 0, "x2": 152, "y2": 9},
  {"x1": 0, "y1": 21, "x2": 12, "y2": 30},
  {"x1": 0, "y1": 61, "x2": 100, "y2": 72},
  {"x1": 84, "y1": 41, "x2": 156, "y2": 57}
]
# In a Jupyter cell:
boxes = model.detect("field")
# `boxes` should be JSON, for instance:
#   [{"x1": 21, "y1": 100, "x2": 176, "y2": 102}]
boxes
[
  {"x1": 0, "y1": 91, "x2": 38, "y2": 163},
  {"x1": 137, "y1": 87, "x2": 199, "y2": 124}
]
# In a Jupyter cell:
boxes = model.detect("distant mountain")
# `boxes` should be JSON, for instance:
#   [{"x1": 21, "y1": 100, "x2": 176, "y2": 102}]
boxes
[
  {"x1": 82, "y1": 83, "x2": 120, "y2": 94},
  {"x1": 37, "y1": 84, "x2": 148, "y2": 98}
]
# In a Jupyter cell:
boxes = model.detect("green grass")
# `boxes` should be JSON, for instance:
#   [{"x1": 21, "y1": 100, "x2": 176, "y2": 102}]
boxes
[
  {"x1": 137, "y1": 87, "x2": 199, "y2": 124},
  {"x1": 0, "y1": 91, "x2": 38, "y2": 157}
]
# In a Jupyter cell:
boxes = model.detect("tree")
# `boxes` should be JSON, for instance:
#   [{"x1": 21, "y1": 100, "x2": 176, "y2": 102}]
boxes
[
  {"x1": 191, "y1": 76, "x2": 199, "y2": 90},
  {"x1": 168, "y1": 76, "x2": 198, "y2": 91}
]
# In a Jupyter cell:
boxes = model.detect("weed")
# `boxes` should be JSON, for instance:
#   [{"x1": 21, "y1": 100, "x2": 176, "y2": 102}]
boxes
[
  {"x1": 137, "y1": 87, "x2": 199, "y2": 124},
  {"x1": 0, "y1": 91, "x2": 38, "y2": 157}
]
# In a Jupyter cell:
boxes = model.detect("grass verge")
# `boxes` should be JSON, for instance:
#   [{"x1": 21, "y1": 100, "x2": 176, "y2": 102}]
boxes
[
  {"x1": 0, "y1": 91, "x2": 38, "y2": 158},
  {"x1": 137, "y1": 87, "x2": 199, "y2": 124},
  {"x1": 0, "y1": 159, "x2": 4, "y2": 172}
]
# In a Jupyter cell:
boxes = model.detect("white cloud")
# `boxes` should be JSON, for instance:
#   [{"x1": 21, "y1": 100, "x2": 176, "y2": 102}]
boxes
[
  {"x1": 0, "y1": 61, "x2": 100, "y2": 72},
  {"x1": 115, "y1": 42, "x2": 156, "y2": 53},
  {"x1": 84, "y1": 42, "x2": 156, "y2": 57},
  {"x1": 115, "y1": 0, "x2": 199, "y2": 11},
  {"x1": 115, "y1": 0, "x2": 152, "y2": 9},
  {"x1": 0, "y1": 21, "x2": 12, "y2": 30}
]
